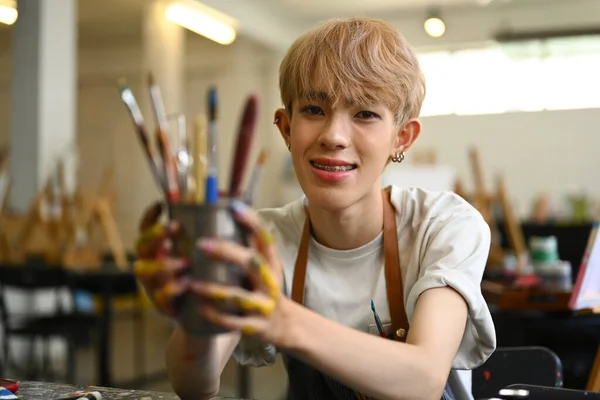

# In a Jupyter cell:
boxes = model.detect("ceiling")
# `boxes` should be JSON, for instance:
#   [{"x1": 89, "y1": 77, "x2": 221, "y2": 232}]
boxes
[
  {"x1": 274, "y1": 0, "x2": 499, "y2": 18},
  {"x1": 0, "y1": 0, "x2": 596, "y2": 52}
]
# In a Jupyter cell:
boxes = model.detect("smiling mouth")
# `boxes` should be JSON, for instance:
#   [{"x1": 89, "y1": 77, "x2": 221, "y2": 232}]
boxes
[{"x1": 310, "y1": 161, "x2": 357, "y2": 172}]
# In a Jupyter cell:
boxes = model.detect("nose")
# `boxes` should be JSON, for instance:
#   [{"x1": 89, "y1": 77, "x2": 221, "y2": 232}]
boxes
[{"x1": 318, "y1": 113, "x2": 350, "y2": 150}]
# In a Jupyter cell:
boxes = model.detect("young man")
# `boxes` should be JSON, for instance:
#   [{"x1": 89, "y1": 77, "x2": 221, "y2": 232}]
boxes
[{"x1": 135, "y1": 17, "x2": 496, "y2": 400}]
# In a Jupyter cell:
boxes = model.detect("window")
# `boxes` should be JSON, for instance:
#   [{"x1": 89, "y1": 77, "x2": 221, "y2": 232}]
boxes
[{"x1": 417, "y1": 35, "x2": 600, "y2": 116}]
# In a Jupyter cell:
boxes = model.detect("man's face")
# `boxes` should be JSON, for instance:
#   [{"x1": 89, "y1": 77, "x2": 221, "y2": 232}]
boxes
[{"x1": 279, "y1": 92, "x2": 400, "y2": 211}]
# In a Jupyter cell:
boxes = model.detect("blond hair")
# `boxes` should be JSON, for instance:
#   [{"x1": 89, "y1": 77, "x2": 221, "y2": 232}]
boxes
[{"x1": 279, "y1": 17, "x2": 426, "y2": 128}]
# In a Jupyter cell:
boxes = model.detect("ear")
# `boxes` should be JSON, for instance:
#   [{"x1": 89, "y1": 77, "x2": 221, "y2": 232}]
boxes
[
  {"x1": 274, "y1": 108, "x2": 291, "y2": 147},
  {"x1": 392, "y1": 118, "x2": 422, "y2": 154}
]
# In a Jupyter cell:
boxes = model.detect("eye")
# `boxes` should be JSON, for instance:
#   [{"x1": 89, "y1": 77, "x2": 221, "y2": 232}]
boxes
[
  {"x1": 355, "y1": 111, "x2": 379, "y2": 120},
  {"x1": 301, "y1": 105, "x2": 324, "y2": 115}
]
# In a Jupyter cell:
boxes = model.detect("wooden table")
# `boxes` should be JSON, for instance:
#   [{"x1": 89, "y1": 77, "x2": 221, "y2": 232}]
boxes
[
  {"x1": 482, "y1": 279, "x2": 600, "y2": 391},
  {"x1": 481, "y1": 280, "x2": 573, "y2": 311},
  {"x1": 16, "y1": 381, "x2": 251, "y2": 399}
]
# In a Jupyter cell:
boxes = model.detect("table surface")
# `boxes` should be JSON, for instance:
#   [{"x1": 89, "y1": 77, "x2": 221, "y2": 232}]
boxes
[{"x1": 16, "y1": 381, "x2": 251, "y2": 400}]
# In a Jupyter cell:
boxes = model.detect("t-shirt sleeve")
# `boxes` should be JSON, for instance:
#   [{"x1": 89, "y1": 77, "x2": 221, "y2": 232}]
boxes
[
  {"x1": 232, "y1": 336, "x2": 278, "y2": 367},
  {"x1": 405, "y1": 209, "x2": 497, "y2": 370}
]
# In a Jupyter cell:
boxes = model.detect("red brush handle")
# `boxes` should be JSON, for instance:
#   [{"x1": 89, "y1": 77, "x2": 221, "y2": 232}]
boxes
[
  {"x1": 228, "y1": 95, "x2": 258, "y2": 197},
  {"x1": 0, "y1": 378, "x2": 19, "y2": 393}
]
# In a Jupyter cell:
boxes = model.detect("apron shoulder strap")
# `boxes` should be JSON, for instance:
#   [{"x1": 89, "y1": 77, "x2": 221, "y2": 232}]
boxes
[
  {"x1": 291, "y1": 209, "x2": 310, "y2": 304},
  {"x1": 291, "y1": 188, "x2": 410, "y2": 342},
  {"x1": 382, "y1": 187, "x2": 409, "y2": 342}
]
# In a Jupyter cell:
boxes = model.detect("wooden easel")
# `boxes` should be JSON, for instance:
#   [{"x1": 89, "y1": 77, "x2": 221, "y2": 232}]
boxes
[
  {"x1": 467, "y1": 147, "x2": 505, "y2": 268},
  {"x1": 497, "y1": 174, "x2": 528, "y2": 275},
  {"x1": 13, "y1": 171, "x2": 68, "y2": 264},
  {"x1": 463, "y1": 147, "x2": 528, "y2": 273},
  {"x1": 62, "y1": 167, "x2": 127, "y2": 270},
  {"x1": 12, "y1": 163, "x2": 127, "y2": 270}
]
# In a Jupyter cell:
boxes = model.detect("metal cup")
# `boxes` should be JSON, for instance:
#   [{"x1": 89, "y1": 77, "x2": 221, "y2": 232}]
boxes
[{"x1": 168, "y1": 198, "x2": 251, "y2": 336}]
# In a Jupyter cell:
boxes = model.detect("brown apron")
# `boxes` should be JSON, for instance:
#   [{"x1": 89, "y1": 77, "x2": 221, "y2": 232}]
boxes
[
  {"x1": 285, "y1": 187, "x2": 455, "y2": 400},
  {"x1": 287, "y1": 188, "x2": 408, "y2": 400},
  {"x1": 291, "y1": 187, "x2": 409, "y2": 341}
]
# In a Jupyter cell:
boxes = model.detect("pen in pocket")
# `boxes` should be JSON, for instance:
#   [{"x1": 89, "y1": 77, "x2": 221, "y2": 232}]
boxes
[{"x1": 370, "y1": 299, "x2": 388, "y2": 338}]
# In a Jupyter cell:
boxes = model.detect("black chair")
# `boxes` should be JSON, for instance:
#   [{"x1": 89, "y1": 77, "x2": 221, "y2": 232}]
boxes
[
  {"x1": 472, "y1": 346, "x2": 563, "y2": 399},
  {"x1": 495, "y1": 384, "x2": 600, "y2": 399},
  {"x1": 0, "y1": 265, "x2": 99, "y2": 382}
]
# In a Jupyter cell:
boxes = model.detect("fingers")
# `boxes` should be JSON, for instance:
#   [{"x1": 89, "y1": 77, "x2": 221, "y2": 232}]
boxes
[
  {"x1": 135, "y1": 223, "x2": 166, "y2": 257},
  {"x1": 248, "y1": 254, "x2": 280, "y2": 299},
  {"x1": 230, "y1": 200, "x2": 277, "y2": 263},
  {"x1": 150, "y1": 278, "x2": 190, "y2": 315},
  {"x1": 197, "y1": 239, "x2": 279, "y2": 299},
  {"x1": 134, "y1": 258, "x2": 189, "y2": 304},
  {"x1": 139, "y1": 201, "x2": 164, "y2": 232},
  {"x1": 134, "y1": 258, "x2": 190, "y2": 315},
  {"x1": 191, "y1": 281, "x2": 276, "y2": 317},
  {"x1": 192, "y1": 282, "x2": 276, "y2": 336},
  {"x1": 136, "y1": 221, "x2": 180, "y2": 259},
  {"x1": 133, "y1": 257, "x2": 188, "y2": 283},
  {"x1": 201, "y1": 305, "x2": 267, "y2": 336}
]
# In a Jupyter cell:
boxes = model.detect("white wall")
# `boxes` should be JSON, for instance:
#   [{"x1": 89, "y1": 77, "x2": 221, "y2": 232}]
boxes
[{"x1": 414, "y1": 109, "x2": 600, "y2": 218}]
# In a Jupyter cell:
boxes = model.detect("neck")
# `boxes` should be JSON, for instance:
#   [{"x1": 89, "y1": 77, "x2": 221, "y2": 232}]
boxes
[{"x1": 307, "y1": 187, "x2": 384, "y2": 250}]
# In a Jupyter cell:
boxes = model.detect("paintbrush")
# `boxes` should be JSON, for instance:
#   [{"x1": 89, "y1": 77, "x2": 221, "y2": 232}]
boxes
[
  {"x1": 228, "y1": 95, "x2": 259, "y2": 198},
  {"x1": 147, "y1": 72, "x2": 181, "y2": 203},
  {"x1": 117, "y1": 78, "x2": 165, "y2": 193},
  {"x1": 173, "y1": 114, "x2": 190, "y2": 197},
  {"x1": 370, "y1": 299, "x2": 387, "y2": 338},
  {"x1": 193, "y1": 114, "x2": 207, "y2": 203},
  {"x1": 244, "y1": 147, "x2": 268, "y2": 206},
  {"x1": 205, "y1": 87, "x2": 219, "y2": 204}
]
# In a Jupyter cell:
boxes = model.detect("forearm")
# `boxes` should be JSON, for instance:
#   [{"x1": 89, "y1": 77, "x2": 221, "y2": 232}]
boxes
[
  {"x1": 279, "y1": 299, "x2": 446, "y2": 400},
  {"x1": 166, "y1": 325, "x2": 241, "y2": 400}
]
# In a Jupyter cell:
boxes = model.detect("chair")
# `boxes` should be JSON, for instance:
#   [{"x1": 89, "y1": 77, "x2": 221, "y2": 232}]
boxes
[
  {"x1": 0, "y1": 265, "x2": 99, "y2": 382},
  {"x1": 472, "y1": 346, "x2": 563, "y2": 399},
  {"x1": 495, "y1": 383, "x2": 600, "y2": 399}
]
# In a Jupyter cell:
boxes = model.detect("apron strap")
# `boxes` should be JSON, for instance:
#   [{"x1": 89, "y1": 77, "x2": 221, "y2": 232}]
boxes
[{"x1": 291, "y1": 188, "x2": 409, "y2": 342}]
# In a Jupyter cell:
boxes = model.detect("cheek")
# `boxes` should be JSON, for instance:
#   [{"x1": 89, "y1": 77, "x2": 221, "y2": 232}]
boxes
[
  {"x1": 358, "y1": 136, "x2": 391, "y2": 162},
  {"x1": 290, "y1": 120, "x2": 317, "y2": 147}
]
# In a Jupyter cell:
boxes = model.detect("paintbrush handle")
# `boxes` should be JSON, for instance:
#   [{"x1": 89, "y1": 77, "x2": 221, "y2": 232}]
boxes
[
  {"x1": 118, "y1": 82, "x2": 166, "y2": 194},
  {"x1": 205, "y1": 87, "x2": 219, "y2": 204},
  {"x1": 156, "y1": 129, "x2": 181, "y2": 202},
  {"x1": 193, "y1": 115, "x2": 207, "y2": 203},
  {"x1": 244, "y1": 149, "x2": 268, "y2": 206},
  {"x1": 229, "y1": 96, "x2": 258, "y2": 197}
]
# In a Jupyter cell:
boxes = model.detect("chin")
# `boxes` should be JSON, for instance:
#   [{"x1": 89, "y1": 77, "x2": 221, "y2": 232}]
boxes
[{"x1": 300, "y1": 184, "x2": 362, "y2": 212}]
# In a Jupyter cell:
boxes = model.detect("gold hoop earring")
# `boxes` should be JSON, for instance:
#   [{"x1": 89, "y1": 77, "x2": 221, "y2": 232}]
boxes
[{"x1": 391, "y1": 151, "x2": 405, "y2": 163}]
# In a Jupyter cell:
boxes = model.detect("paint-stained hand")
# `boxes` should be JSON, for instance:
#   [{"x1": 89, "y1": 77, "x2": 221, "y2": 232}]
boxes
[
  {"x1": 133, "y1": 202, "x2": 190, "y2": 316},
  {"x1": 190, "y1": 200, "x2": 287, "y2": 344}
]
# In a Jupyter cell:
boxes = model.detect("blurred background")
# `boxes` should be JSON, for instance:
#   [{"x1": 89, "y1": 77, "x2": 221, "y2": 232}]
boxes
[{"x1": 0, "y1": 0, "x2": 599, "y2": 399}]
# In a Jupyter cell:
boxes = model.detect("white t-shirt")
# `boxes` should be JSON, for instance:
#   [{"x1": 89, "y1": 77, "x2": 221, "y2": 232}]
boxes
[{"x1": 233, "y1": 185, "x2": 497, "y2": 399}]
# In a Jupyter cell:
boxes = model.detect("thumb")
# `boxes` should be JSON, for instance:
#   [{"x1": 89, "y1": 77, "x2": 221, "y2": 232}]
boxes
[{"x1": 139, "y1": 201, "x2": 165, "y2": 233}]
